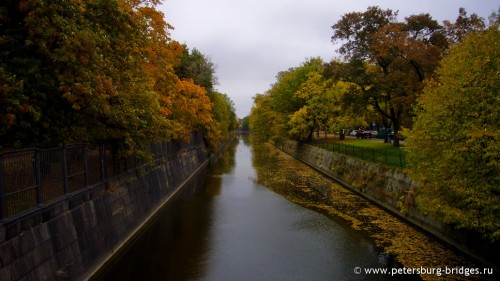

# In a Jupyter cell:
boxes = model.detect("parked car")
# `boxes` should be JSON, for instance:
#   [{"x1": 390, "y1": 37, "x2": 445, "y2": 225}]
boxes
[
  {"x1": 356, "y1": 129, "x2": 372, "y2": 139},
  {"x1": 349, "y1": 130, "x2": 359, "y2": 136}
]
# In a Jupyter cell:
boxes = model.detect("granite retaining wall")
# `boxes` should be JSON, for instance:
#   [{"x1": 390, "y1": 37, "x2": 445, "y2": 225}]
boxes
[{"x1": 0, "y1": 137, "x2": 225, "y2": 281}]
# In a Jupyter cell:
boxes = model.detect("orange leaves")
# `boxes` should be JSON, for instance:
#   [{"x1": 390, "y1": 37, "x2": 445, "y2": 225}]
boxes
[
  {"x1": 154, "y1": 76, "x2": 215, "y2": 142},
  {"x1": 166, "y1": 78, "x2": 213, "y2": 140}
]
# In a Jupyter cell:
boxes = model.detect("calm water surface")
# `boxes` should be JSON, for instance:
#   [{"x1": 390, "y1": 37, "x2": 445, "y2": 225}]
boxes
[{"x1": 98, "y1": 136, "x2": 414, "y2": 280}]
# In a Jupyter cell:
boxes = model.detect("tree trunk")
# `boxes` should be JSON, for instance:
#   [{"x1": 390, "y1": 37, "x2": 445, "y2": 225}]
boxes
[
  {"x1": 383, "y1": 118, "x2": 389, "y2": 143},
  {"x1": 390, "y1": 107, "x2": 400, "y2": 147},
  {"x1": 307, "y1": 131, "x2": 313, "y2": 142}
]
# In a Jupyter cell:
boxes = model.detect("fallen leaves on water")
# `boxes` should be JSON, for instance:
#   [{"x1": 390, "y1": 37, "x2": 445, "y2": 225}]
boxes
[{"x1": 252, "y1": 143, "x2": 494, "y2": 281}]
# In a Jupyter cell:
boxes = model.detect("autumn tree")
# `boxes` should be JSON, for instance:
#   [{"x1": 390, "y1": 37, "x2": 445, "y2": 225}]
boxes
[
  {"x1": 405, "y1": 26, "x2": 500, "y2": 240},
  {"x1": 0, "y1": 0, "x2": 236, "y2": 155},
  {"x1": 444, "y1": 7, "x2": 486, "y2": 44},
  {"x1": 249, "y1": 93, "x2": 286, "y2": 142},
  {"x1": 250, "y1": 57, "x2": 364, "y2": 143},
  {"x1": 288, "y1": 71, "x2": 358, "y2": 141},
  {"x1": 212, "y1": 91, "x2": 237, "y2": 134},
  {"x1": 330, "y1": 7, "x2": 452, "y2": 146},
  {"x1": 248, "y1": 58, "x2": 323, "y2": 142},
  {"x1": 0, "y1": 0, "x2": 179, "y2": 152},
  {"x1": 240, "y1": 116, "x2": 250, "y2": 131},
  {"x1": 203, "y1": 91, "x2": 238, "y2": 150},
  {"x1": 268, "y1": 58, "x2": 322, "y2": 116}
]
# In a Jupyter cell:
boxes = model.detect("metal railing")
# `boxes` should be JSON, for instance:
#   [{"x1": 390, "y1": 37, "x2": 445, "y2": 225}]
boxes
[
  {"x1": 311, "y1": 142, "x2": 406, "y2": 168},
  {"x1": 0, "y1": 132, "x2": 204, "y2": 220}
]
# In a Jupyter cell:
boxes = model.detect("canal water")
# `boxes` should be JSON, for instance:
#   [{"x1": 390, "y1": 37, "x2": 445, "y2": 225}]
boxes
[{"x1": 97, "y1": 136, "x2": 416, "y2": 280}]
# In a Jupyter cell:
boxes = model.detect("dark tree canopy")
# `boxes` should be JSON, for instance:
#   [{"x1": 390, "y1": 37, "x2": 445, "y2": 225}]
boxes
[
  {"x1": 331, "y1": 6, "x2": 397, "y2": 60},
  {"x1": 175, "y1": 46, "x2": 218, "y2": 93}
]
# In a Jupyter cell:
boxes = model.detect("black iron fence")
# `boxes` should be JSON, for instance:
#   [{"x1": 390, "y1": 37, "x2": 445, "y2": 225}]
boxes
[
  {"x1": 312, "y1": 142, "x2": 407, "y2": 168},
  {"x1": 0, "y1": 133, "x2": 204, "y2": 220}
]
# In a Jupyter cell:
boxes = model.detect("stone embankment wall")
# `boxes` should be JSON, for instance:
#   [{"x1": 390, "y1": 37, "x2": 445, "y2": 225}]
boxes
[
  {"x1": 0, "y1": 136, "x2": 227, "y2": 281},
  {"x1": 279, "y1": 140, "x2": 499, "y2": 269}
]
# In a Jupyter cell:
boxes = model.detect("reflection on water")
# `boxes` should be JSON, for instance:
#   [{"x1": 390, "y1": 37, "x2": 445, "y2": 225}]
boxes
[
  {"x1": 97, "y1": 135, "x2": 417, "y2": 281},
  {"x1": 249, "y1": 136, "x2": 495, "y2": 281}
]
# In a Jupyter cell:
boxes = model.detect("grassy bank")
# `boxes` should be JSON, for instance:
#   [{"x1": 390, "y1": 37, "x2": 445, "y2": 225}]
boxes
[{"x1": 310, "y1": 137, "x2": 407, "y2": 168}]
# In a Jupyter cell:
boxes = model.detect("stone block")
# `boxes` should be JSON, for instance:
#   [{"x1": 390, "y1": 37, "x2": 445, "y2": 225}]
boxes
[
  {"x1": 85, "y1": 202, "x2": 98, "y2": 229},
  {"x1": 11, "y1": 254, "x2": 35, "y2": 280},
  {"x1": 19, "y1": 230, "x2": 36, "y2": 255},
  {"x1": 0, "y1": 226, "x2": 5, "y2": 243},
  {"x1": 31, "y1": 223, "x2": 51, "y2": 245},
  {"x1": 31, "y1": 240, "x2": 54, "y2": 266},
  {"x1": 0, "y1": 240, "x2": 15, "y2": 266},
  {"x1": 0, "y1": 264, "x2": 12, "y2": 281},
  {"x1": 30, "y1": 258, "x2": 57, "y2": 281},
  {"x1": 55, "y1": 241, "x2": 83, "y2": 277}
]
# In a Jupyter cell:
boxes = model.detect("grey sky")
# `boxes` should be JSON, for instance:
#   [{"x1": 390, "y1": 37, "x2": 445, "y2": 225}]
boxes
[{"x1": 160, "y1": 0, "x2": 498, "y2": 118}]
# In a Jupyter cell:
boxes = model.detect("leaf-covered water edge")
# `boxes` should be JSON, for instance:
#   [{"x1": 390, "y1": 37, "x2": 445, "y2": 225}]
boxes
[{"x1": 251, "y1": 142, "x2": 495, "y2": 281}]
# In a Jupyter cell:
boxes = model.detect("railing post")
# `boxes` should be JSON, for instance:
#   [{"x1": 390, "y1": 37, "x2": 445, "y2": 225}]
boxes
[
  {"x1": 385, "y1": 150, "x2": 388, "y2": 164},
  {"x1": 99, "y1": 144, "x2": 107, "y2": 180},
  {"x1": 62, "y1": 146, "x2": 69, "y2": 194},
  {"x1": 35, "y1": 150, "x2": 42, "y2": 205},
  {"x1": 83, "y1": 145, "x2": 89, "y2": 187},
  {"x1": 0, "y1": 154, "x2": 5, "y2": 219},
  {"x1": 399, "y1": 152, "x2": 403, "y2": 169}
]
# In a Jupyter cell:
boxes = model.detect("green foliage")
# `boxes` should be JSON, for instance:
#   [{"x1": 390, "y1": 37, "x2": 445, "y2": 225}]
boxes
[
  {"x1": 249, "y1": 93, "x2": 287, "y2": 142},
  {"x1": 249, "y1": 58, "x2": 325, "y2": 142},
  {"x1": 250, "y1": 58, "x2": 362, "y2": 143},
  {"x1": 288, "y1": 72, "x2": 356, "y2": 140},
  {"x1": 175, "y1": 46, "x2": 218, "y2": 93},
  {"x1": 288, "y1": 107, "x2": 313, "y2": 141},
  {"x1": 204, "y1": 91, "x2": 238, "y2": 150},
  {"x1": 405, "y1": 27, "x2": 500, "y2": 240},
  {"x1": 268, "y1": 57, "x2": 323, "y2": 115},
  {"x1": 240, "y1": 116, "x2": 250, "y2": 130}
]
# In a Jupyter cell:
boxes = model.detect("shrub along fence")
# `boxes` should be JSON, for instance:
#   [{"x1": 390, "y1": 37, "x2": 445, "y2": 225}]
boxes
[
  {"x1": 307, "y1": 141, "x2": 406, "y2": 168},
  {"x1": 0, "y1": 133, "x2": 204, "y2": 219}
]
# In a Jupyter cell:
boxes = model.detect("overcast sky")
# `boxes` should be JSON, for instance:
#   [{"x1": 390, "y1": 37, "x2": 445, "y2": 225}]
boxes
[{"x1": 159, "y1": 0, "x2": 498, "y2": 118}]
